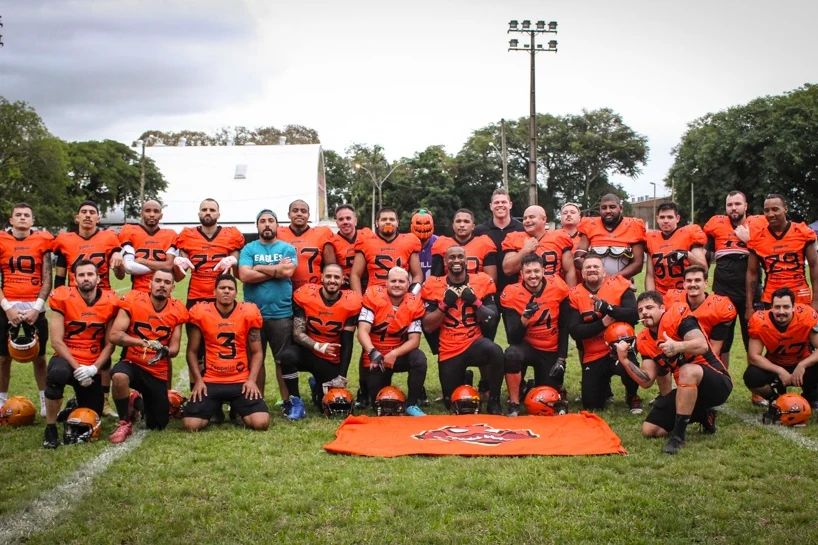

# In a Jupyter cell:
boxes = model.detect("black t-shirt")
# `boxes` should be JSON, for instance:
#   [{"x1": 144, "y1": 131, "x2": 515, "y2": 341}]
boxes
[{"x1": 475, "y1": 218, "x2": 525, "y2": 292}]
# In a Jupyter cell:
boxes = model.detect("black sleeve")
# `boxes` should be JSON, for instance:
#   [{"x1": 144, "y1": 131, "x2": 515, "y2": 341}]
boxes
[
  {"x1": 54, "y1": 275, "x2": 66, "y2": 287},
  {"x1": 503, "y1": 308, "x2": 525, "y2": 345},
  {"x1": 608, "y1": 289, "x2": 639, "y2": 324},
  {"x1": 706, "y1": 234, "x2": 715, "y2": 254},
  {"x1": 430, "y1": 255, "x2": 445, "y2": 277},
  {"x1": 557, "y1": 300, "x2": 571, "y2": 358},
  {"x1": 709, "y1": 321, "x2": 733, "y2": 341},
  {"x1": 338, "y1": 330, "x2": 355, "y2": 378},
  {"x1": 293, "y1": 305, "x2": 305, "y2": 321},
  {"x1": 566, "y1": 305, "x2": 605, "y2": 340},
  {"x1": 478, "y1": 294, "x2": 499, "y2": 337},
  {"x1": 483, "y1": 251, "x2": 497, "y2": 268},
  {"x1": 677, "y1": 316, "x2": 703, "y2": 338},
  {"x1": 55, "y1": 252, "x2": 67, "y2": 268}
]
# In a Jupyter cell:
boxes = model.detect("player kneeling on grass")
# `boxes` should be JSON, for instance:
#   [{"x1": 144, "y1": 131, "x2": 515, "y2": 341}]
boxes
[
  {"x1": 182, "y1": 274, "x2": 268, "y2": 431},
  {"x1": 107, "y1": 270, "x2": 188, "y2": 443},
  {"x1": 358, "y1": 266, "x2": 427, "y2": 416},
  {"x1": 617, "y1": 291, "x2": 732, "y2": 455}
]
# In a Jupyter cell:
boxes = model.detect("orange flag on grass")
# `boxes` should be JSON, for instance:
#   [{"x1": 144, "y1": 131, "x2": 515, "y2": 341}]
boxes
[{"x1": 323, "y1": 412, "x2": 627, "y2": 457}]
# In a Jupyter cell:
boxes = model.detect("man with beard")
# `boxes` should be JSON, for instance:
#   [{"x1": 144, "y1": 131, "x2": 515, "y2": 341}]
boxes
[
  {"x1": 117, "y1": 200, "x2": 179, "y2": 294},
  {"x1": 501, "y1": 254, "x2": 571, "y2": 416},
  {"x1": 107, "y1": 270, "x2": 188, "y2": 443},
  {"x1": 277, "y1": 264, "x2": 362, "y2": 416},
  {"x1": 42, "y1": 260, "x2": 119, "y2": 448},
  {"x1": 430, "y1": 208, "x2": 497, "y2": 282},
  {"x1": 0, "y1": 203, "x2": 53, "y2": 415},
  {"x1": 277, "y1": 199, "x2": 335, "y2": 291},
  {"x1": 621, "y1": 291, "x2": 732, "y2": 454},
  {"x1": 502, "y1": 205, "x2": 576, "y2": 286},
  {"x1": 331, "y1": 204, "x2": 373, "y2": 289},
  {"x1": 745, "y1": 194, "x2": 818, "y2": 320},
  {"x1": 566, "y1": 256, "x2": 642, "y2": 412},
  {"x1": 745, "y1": 287, "x2": 818, "y2": 409},
  {"x1": 422, "y1": 245, "x2": 504, "y2": 414},
  {"x1": 238, "y1": 210, "x2": 297, "y2": 403},
  {"x1": 645, "y1": 202, "x2": 707, "y2": 294},
  {"x1": 358, "y1": 266, "x2": 428, "y2": 415},
  {"x1": 558, "y1": 202, "x2": 584, "y2": 252},
  {"x1": 183, "y1": 274, "x2": 268, "y2": 431},
  {"x1": 576, "y1": 194, "x2": 646, "y2": 279}
]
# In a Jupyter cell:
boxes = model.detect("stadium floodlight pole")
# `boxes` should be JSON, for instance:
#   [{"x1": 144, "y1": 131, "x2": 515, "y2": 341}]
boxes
[
  {"x1": 133, "y1": 139, "x2": 146, "y2": 203},
  {"x1": 508, "y1": 19, "x2": 558, "y2": 206},
  {"x1": 649, "y1": 181, "x2": 657, "y2": 230},
  {"x1": 353, "y1": 160, "x2": 405, "y2": 228}
]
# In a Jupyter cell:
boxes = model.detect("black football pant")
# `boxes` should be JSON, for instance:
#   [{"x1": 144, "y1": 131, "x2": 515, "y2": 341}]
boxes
[
  {"x1": 438, "y1": 338, "x2": 503, "y2": 403},
  {"x1": 366, "y1": 349, "x2": 427, "y2": 407}
]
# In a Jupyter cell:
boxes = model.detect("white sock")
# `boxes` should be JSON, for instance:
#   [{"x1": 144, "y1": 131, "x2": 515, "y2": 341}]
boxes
[{"x1": 0, "y1": 392, "x2": 7, "y2": 406}]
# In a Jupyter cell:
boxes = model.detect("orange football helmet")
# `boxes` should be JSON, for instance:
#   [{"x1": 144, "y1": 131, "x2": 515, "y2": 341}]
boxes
[
  {"x1": 524, "y1": 386, "x2": 566, "y2": 416},
  {"x1": 374, "y1": 385, "x2": 406, "y2": 416},
  {"x1": 0, "y1": 396, "x2": 36, "y2": 426},
  {"x1": 8, "y1": 323, "x2": 39, "y2": 363},
  {"x1": 410, "y1": 209, "x2": 435, "y2": 243},
  {"x1": 168, "y1": 390, "x2": 187, "y2": 419},
  {"x1": 603, "y1": 321, "x2": 636, "y2": 353},
  {"x1": 63, "y1": 408, "x2": 101, "y2": 443},
  {"x1": 322, "y1": 387, "x2": 354, "y2": 418},
  {"x1": 450, "y1": 384, "x2": 480, "y2": 415},
  {"x1": 768, "y1": 393, "x2": 812, "y2": 426}
]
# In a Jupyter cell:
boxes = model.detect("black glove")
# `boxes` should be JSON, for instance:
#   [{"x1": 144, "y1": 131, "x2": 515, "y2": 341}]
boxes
[
  {"x1": 549, "y1": 357, "x2": 566, "y2": 380},
  {"x1": 476, "y1": 304, "x2": 496, "y2": 324},
  {"x1": 460, "y1": 287, "x2": 477, "y2": 306},
  {"x1": 594, "y1": 298, "x2": 614, "y2": 316},
  {"x1": 443, "y1": 288, "x2": 459, "y2": 308},
  {"x1": 522, "y1": 301, "x2": 539, "y2": 319},
  {"x1": 369, "y1": 348, "x2": 385, "y2": 372}
]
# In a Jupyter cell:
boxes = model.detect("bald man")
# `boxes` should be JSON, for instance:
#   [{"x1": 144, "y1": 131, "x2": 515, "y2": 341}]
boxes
[
  {"x1": 118, "y1": 200, "x2": 179, "y2": 293},
  {"x1": 502, "y1": 205, "x2": 576, "y2": 287}
]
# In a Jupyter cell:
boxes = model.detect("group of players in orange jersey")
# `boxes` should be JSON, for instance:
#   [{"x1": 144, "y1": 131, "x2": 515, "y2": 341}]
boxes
[{"x1": 0, "y1": 185, "x2": 816, "y2": 455}]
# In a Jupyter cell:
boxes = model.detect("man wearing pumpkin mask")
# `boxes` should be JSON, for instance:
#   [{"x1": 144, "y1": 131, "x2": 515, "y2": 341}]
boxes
[{"x1": 410, "y1": 209, "x2": 438, "y2": 280}]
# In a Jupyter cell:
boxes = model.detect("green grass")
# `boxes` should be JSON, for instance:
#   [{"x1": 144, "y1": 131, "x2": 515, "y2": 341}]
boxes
[{"x1": 1, "y1": 273, "x2": 817, "y2": 544}]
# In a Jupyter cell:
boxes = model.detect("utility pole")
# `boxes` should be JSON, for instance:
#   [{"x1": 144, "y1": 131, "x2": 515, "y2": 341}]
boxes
[{"x1": 500, "y1": 118, "x2": 509, "y2": 190}]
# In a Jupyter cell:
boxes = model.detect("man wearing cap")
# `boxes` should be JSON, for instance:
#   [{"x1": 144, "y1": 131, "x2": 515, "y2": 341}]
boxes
[{"x1": 238, "y1": 210, "x2": 297, "y2": 408}]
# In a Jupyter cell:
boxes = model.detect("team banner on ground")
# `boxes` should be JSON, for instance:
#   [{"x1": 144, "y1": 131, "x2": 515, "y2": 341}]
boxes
[{"x1": 324, "y1": 412, "x2": 627, "y2": 457}]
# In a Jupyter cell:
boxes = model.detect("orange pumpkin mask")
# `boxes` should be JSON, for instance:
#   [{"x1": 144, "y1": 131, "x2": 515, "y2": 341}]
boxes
[{"x1": 411, "y1": 209, "x2": 435, "y2": 242}]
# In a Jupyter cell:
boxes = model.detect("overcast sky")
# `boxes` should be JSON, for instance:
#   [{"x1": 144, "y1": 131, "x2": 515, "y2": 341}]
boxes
[{"x1": 2, "y1": 0, "x2": 816, "y2": 200}]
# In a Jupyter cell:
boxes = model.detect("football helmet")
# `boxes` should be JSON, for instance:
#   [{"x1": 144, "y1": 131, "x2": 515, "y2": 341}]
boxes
[
  {"x1": 410, "y1": 209, "x2": 435, "y2": 243},
  {"x1": 322, "y1": 387, "x2": 354, "y2": 418},
  {"x1": 0, "y1": 395, "x2": 36, "y2": 426},
  {"x1": 524, "y1": 386, "x2": 567, "y2": 416},
  {"x1": 167, "y1": 390, "x2": 187, "y2": 419},
  {"x1": 765, "y1": 393, "x2": 812, "y2": 426},
  {"x1": 8, "y1": 323, "x2": 39, "y2": 363},
  {"x1": 374, "y1": 385, "x2": 406, "y2": 416},
  {"x1": 63, "y1": 407, "x2": 101, "y2": 443},
  {"x1": 603, "y1": 321, "x2": 636, "y2": 354},
  {"x1": 450, "y1": 384, "x2": 480, "y2": 415}
]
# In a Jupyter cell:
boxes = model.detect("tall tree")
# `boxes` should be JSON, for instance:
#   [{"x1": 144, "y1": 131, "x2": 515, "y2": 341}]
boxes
[{"x1": 323, "y1": 149, "x2": 355, "y2": 214}]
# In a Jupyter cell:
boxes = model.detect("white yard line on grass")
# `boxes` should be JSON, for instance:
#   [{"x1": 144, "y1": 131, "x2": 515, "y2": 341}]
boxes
[{"x1": 719, "y1": 406, "x2": 818, "y2": 452}]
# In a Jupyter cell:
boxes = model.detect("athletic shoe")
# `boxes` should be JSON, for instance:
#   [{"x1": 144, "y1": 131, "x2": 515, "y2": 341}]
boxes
[
  {"x1": 281, "y1": 398, "x2": 292, "y2": 416},
  {"x1": 487, "y1": 399, "x2": 502, "y2": 415},
  {"x1": 751, "y1": 394, "x2": 769, "y2": 407},
  {"x1": 354, "y1": 388, "x2": 369, "y2": 410},
  {"x1": 42, "y1": 424, "x2": 59, "y2": 449},
  {"x1": 506, "y1": 402, "x2": 521, "y2": 417},
  {"x1": 628, "y1": 395, "x2": 643, "y2": 415},
  {"x1": 102, "y1": 397, "x2": 118, "y2": 418},
  {"x1": 109, "y1": 420, "x2": 133, "y2": 444},
  {"x1": 417, "y1": 386, "x2": 431, "y2": 408},
  {"x1": 405, "y1": 405, "x2": 426, "y2": 417},
  {"x1": 701, "y1": 409, "x2": 717, "y2": 435},
  {"x1": 286, "y1": 396, "x2": 306, "y2": 421},
  {"x1": 662, "y1": 435, "x2": 685, "y2": 455}
]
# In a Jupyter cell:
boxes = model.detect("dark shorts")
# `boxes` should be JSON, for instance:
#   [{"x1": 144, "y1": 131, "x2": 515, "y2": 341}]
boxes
[
  {"x1": 111, "y1": 360, "x2": 170, "y2": 430},
  {"x1": 0, "y1": 311, "x2": 48, "y2": 357},
  {"x1": 743, "y1": 364, "x2": 818, "y2": 402},
  {"x1": 44, "y1": 356, "x2": 104, "y2": 414},
  {"x1": 645, "y1": 366, "x2": 733, "y2": 432},
  {"x1": 182, "y1": 382, "x2": 268, "y2": 420},
  {"x1": 261, "y1": 317, "x2": 293, "y2": 364}
]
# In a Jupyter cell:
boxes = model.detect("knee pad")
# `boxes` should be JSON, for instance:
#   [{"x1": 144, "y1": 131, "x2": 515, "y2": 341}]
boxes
[{"x1": 45, "y1": 381, "x2": 65, "y2": 401}]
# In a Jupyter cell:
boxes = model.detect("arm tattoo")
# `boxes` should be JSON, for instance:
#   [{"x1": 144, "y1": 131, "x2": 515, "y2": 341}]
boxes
[
  {"x1": 627, "y1": 360, "x2": 651, "y2": 383},
  {"x1": 248, "y1": 329, "x2": 261, "y2": 342},
  {"x1": 292, "y1": 314, "x2": 315, "y2": 349}
]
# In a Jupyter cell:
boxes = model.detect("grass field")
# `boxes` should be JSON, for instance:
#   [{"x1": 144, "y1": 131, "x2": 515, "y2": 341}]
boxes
[{"x1": 1, "y1": 273, "x2": 817, "y2": 545}]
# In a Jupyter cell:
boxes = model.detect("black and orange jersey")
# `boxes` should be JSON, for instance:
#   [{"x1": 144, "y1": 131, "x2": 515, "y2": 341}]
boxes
[
  {"x1": 188, "y1": 301, "x2": 263, "y2": 384},
  {"x1": 331, "y1": 227, "x2": 375, "y2": 283},
  {"x1": 277, "y1": 225, "x2": 335, "y2": 290},
  {"x1": 421, "y1": 272, "x2": 496, "y2": 360},
  {"x1": 0, "y1": 230, "x2": 53, "y2": 301},
  {"x1": 568, "y1": 275, "x2": 632, "y2": 363},
  {"x1": 48, "y1": 286, "x2": 119, "y2": 365},
  {"x1": 431, "y1": 234, "x2": 497, "y2": 275},
  {"x1": 118, "y1": 290, "x2": 188, "y2": 380},
  {"x1": 355, "y1": 232, "x2": 421, "y2": 287},
  {"x1": 558, "y1": 228, "x2": 583, "y2": 252},
  {"x1": 175, "y1": 226, "x2": 245, "y2": 301},
  {"x1": 577, "y1": 216, "x2": 646, "y2": 275},
  {"x1": 703, "y1": 214, "x2": 765, "y2": 299},
  {"x1": 749, "y1": 303, "x2": 818, "y2": 367},
  {"x1": 500, "y1": 276, "x2": 569, "y2": 352},
  {"x1": 502, "y1": 230, "x2": 573, "y2": 277},
  {"x1": 118, "y1": 224, "x2": 179, "y2": 293},
  {"x1": 52, "y1": 229, "x2": 121, "y2": 290},
  {"x1": 747, "y1": 221, "x2": 817, "y2": 304},
  {"x1": 636, "y1": 302, "x2": 728, "y2": 380},
  {"x1": 663, "y1": 290, "x2": 736, "y2": 339},
  {"x1": 293, "y1": 284, "x2": 362, "y2": 364},
  {"x1": 645, "y1": 225, "x2": 707, "y2": 294},
  {"x1": 359, "y1": 285, "x2": 424, "y2": 368}
]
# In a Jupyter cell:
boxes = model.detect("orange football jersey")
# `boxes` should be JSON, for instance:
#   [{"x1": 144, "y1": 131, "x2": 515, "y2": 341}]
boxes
[
  {"x1": 663, "y1": 290, "x2": 737, "y2": 338},
  {"x1": 421, "y1": 272, "x2": 496, "y2": 360},
  {"x1": 747, "y1": 221, "x2": 817, "y2": 304},
  {"x1": 568, "y1": 275, "x2": 632, "y2": 363},
  {"x1": 277, "y1": 225, "x2": 335, "y2": 290},
  {"x1": 749, "y1": 304, "x2": 818, "y2": 367},
  {"x1": 118, "y1": 290, "x2": 189, "y2": 380},
  {"x1": 293, "y1": 284, "x2": 362, "y2": 364},
  {"x1": 502, "y1": 230, "x2": 573, "y2": 277},
  {"x1": 175, "y1": 226, "x2": 245, "y2": 301},
  {"x1": 431, "y1": 234, "x2": 497, "y2": 274},
  {"x1": 355, "y1": 233, "x2": 421, "y2": 287},
  {"x1": 359, "y1": 285, "x2": 425, "y2": 368},
  {"x1": 331, "y1": 227, "x2": 375, "y2": 282},
  {"x1": 52, "y1": 229, "x2": 122, "y2": 290},
  {"x1": 0, "y1": 230, "x2": 54, "y2": 301},
  {"x1": 645, "y1": 225, "x2": 707, "y2": 294},
  {"x1": 703, "y1": 214, "x2": 764, "y2": 259},
  {"x1": 578, "y1": 216, "x2": 646, "y2": 276},
  {"x1": 118, "y1": 224, "x2": 179, "y2": 293},
  {"x1": 558, "y1": 228, "x2": 583, "y2": 252},
  {"x1": 48, "y1": 286, "x2": 119, "y2": 365},
  {"x1": 188, "y1": 301, "x2": 263, "y2": 384},
  {"x1": 500, "y1": 276, "x2": 569, "y2": 352}
]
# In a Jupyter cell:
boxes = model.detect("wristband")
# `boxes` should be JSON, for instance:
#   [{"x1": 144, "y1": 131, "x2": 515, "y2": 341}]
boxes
[
  {"x1": 1, "y1": 299, "x2": 12, "y2": 311},
  {"x1": 33, "y1": 298, "x2": 45, "y2": 312}
]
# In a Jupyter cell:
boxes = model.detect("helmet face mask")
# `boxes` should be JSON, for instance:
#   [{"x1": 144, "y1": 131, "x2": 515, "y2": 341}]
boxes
[
  {"x1": 765, "y1": 393, "x2": 812, "y2": 426},
  {"x1": 375, "y1": 386, "x2": 406, "y2": 416},
  {"x1": 167, "y1": 390, "x2": 188, "y2": 419},
  {"x1": 62, "y1": 408, "x2": 101, "y2": 444},
  {"x1": 450, "y1": 385, "x2": 480, "y2": 415},
  {"x1": 322, "y1": 388, "x2": 354, "y2": 418},
  {"x1": 603, "y1": 322, "x2": 637, "y2": 356},
  {"x1": 524, "y1": 386, "x2": 566, "y2": 416},
  {"x1": 8, "y1": 323, "x2": 39, "y2": 363}
]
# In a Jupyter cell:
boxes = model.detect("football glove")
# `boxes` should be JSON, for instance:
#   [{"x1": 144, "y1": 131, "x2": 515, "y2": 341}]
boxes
[
  {"x1": 369, "y1": 348, "x2": 385, "y2": 372},
  {"x1": 460, "y1": 287, "x2": 477, "y2": 306},
  {"x1": 522, "y1": 301, "x2": 539, "y2": 319},
  {"x1": 443, "y1": 288, "x2": 459, "y2": 308}
]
